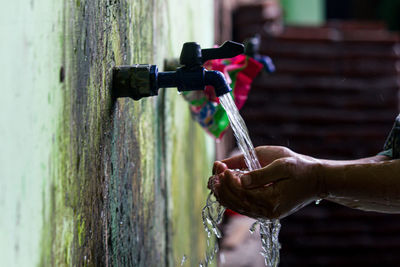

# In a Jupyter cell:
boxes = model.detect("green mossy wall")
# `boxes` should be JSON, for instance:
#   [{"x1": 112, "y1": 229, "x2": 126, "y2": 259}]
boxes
[{"x1": 0, "y1": 0, "x2": 215, "y2": 266}]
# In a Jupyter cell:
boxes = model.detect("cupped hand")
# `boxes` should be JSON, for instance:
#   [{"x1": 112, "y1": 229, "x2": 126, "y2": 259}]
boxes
[
  {"x1": 208, "y1": 146, "x2": 324, "y2": 219},
  {"x1": 216, "y1": 146, "x2": 296, "y2": 172}
]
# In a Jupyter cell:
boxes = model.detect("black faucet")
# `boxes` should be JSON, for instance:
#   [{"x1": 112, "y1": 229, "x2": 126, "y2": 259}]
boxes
[
  {"x1": 112, "y1": 41, "x2": 244, "y2": 100},
  {"x1": 244, "y1": 35, "x2": 275, "y2": 73},
  {"x1": 164, "y1": 36, "x2": 275, "y2": 73}
]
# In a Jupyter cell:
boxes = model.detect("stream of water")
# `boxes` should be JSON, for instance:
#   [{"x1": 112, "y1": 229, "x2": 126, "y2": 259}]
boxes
[{"x1": 201, "y1": 93, "x2": 281, "y2": 267}]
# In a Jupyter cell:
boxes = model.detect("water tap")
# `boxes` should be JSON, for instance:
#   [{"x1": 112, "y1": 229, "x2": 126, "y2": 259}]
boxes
[
  {"x1": 112, "y1": 41, "x2": 244, "y2": 100},
  {"x1": 244, "y1": 35, "x2": 275, "y2": 73}
]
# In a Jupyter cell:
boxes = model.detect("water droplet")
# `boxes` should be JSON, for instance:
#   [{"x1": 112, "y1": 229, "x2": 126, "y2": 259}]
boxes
[
  {"x1": 315, "y1": 199, "x2": 322, "y2": 205},
  {"x1": 249, "y1": 221, "x2": 259, "y2": 234},
  {"x1": 219, "y1": 253, "x2": 226, "y2": 264},
  {"x1": 180, "y1": 255, "x2": 187, "y2": 266}
]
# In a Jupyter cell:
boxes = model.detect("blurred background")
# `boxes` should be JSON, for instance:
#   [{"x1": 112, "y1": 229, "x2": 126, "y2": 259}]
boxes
[
  {"x1": 214, "y1": 0, "x2": 400, "y2": 266},
  {"x1": 2, "y1": 0, "x2": 400, "y2": 266}
]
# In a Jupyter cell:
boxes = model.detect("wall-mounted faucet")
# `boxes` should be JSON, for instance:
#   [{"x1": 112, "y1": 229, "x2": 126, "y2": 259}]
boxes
[
  {"x1": 112, "y1": 41, "x2": 244, "y2": 101},
  {"x1": 243, "y1": 35, "x2": 275, "y2": 73}
]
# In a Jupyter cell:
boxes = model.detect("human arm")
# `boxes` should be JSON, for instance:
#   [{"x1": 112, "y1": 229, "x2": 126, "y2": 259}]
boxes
[
  {"x1": 208, "y1": 146, "x2": 398, "y2": 219},
  {"x1": 321, "y1": 157, "x2": 400, "y2": 213}
]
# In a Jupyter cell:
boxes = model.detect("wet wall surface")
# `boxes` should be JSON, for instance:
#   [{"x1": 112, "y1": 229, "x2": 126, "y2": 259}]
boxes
[{"x1": 0, "y1": 0, "x2": 215, "y2": 266}]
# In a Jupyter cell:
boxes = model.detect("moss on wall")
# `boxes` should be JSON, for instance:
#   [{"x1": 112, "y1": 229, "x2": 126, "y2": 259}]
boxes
[{"x1": 1, "y1": 0, "x2": 215, "y2": 266}]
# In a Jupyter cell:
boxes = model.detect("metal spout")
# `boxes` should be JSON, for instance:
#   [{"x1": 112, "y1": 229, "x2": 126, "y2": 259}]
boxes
[{"x1": 204, "y1": 71, "x2": 231, "y2": 97}]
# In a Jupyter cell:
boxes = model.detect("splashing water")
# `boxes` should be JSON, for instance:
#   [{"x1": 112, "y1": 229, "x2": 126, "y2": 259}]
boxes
[
  {"x1": 220, "y1": 93, "x2": 281, "y2": 266},
  {"x1": 219, "y1": 94, "x2": 262, "y2": 171},
  {"x1": 201, "y1": 93, "x2": 281, "y2": 267},
  {"x1": 199, "y1": 193, "x2": 224, "y2": 266},
  {"x1": 181, "y1": 255, "x2": 187, "y2": 266}
]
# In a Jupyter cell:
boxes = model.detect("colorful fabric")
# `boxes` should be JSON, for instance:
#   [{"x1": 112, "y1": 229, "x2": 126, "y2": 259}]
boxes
[
  {"x1": 379, "y1": 114, "x2": 400, "y2": 159},
  {"x1": 183, "y1": 55, "x2": 263, "y2": 139}
]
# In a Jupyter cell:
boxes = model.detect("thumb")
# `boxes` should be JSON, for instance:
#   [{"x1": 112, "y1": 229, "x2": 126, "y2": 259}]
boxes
[{"x1": 240, "y1": 158, "x2": 292, "y2": 189}]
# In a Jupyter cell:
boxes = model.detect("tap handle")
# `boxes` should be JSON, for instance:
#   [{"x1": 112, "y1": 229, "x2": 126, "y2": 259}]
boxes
[
  {"x1": 201, "y1": 41, "x2": 244, "y2": 63},
  {"x1": 244, "y1": 35, "x2": 261, "y2": 58},
  {"x1": 180, "y1": 41, "x2": 244, "y2": 67}
]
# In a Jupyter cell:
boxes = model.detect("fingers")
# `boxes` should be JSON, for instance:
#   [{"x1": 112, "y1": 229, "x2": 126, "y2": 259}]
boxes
[
  {"x1": 209, "y1": 169, "x2": 284, "y2": 219},
  {"x1": 212, "y1": 161, "x2": 228, "y2": 175},
  {"x1": 221, "y1": 154, "x2": 247, "y2": 170},
  {"x1": 208, "y1": 157, "x2": 305, "y2": 220},
  {"x1": 240, "y1": 158, "x2": 294, "y2": 189},
  {"x1": 218, "y1": 170, "x2": 279, "y2": 218},
  {"x1": 212, "y1": 171, "x2": 248, "y2": 212},
  {"x1": 219, "y1": 146, "x2": 293, "y2": 170}
]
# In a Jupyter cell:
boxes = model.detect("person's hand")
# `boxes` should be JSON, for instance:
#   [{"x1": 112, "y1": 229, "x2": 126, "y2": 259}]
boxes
[
  {"x1": 208, "y1": 146, "x2": 324, "y2": 219},
  {"x1": 210, "y1": 146, "x2": 295, "y2": 180},
  {"x1": 212, "y1": 146, "x2": 295, "y2": 174}
]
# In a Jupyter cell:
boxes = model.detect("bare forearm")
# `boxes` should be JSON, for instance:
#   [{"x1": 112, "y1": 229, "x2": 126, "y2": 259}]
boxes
[
  {"x1": 318, "y1": 157, "x2": 400, "y2": 213},
  {"x1": 318, "y1": 155, "x2": 389, "y2": 165},
  {"x1": 300, "y1": 154, "x2": 389, "y2": 165}
]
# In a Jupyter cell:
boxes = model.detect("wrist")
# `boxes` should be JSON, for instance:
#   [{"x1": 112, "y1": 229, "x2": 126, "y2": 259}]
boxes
[
  {"x1": 313, "y1": 160, "x2": 329, "y2": 199},
  {"x1": 313, "y1": 155, "x2": 389, "y2": 200}
]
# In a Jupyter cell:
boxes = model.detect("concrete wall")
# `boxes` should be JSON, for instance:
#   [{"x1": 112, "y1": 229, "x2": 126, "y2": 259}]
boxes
[{"x1": 0, "y1": 0, "x2": 215, "y2": 266}]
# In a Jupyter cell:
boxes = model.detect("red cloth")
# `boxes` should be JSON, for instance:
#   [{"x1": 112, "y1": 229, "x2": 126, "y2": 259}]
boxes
[{"x1": 203, "y1": 55, "x2": 263, "y2": 109}]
